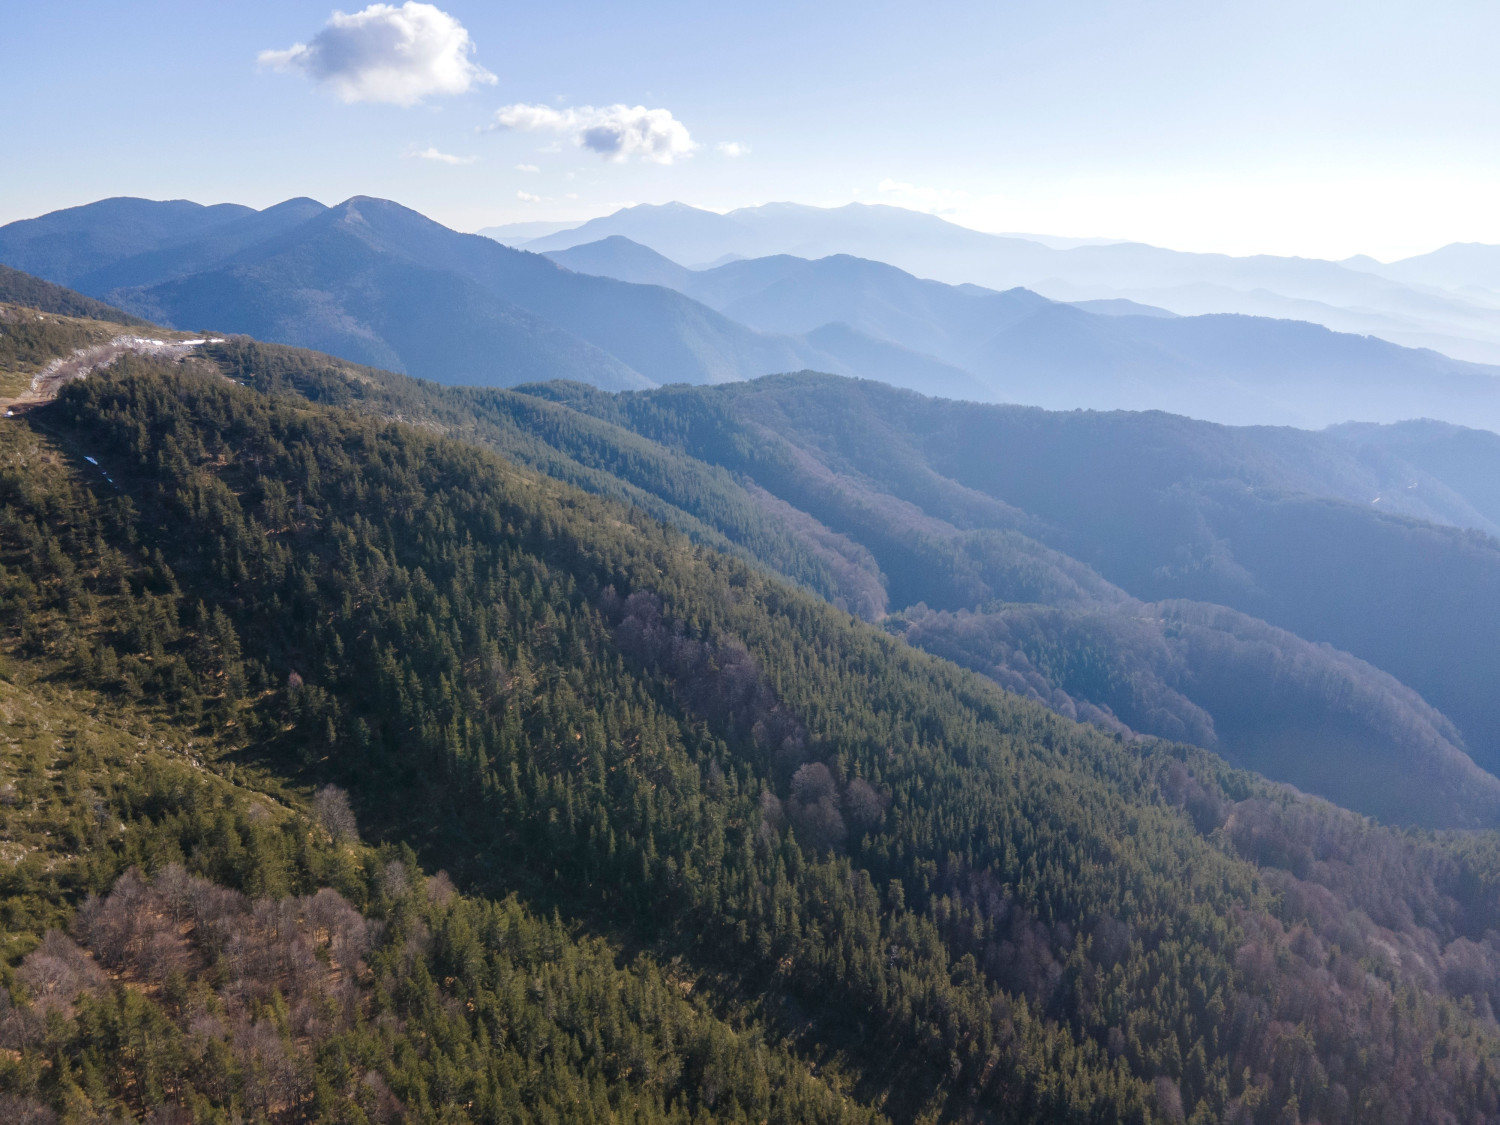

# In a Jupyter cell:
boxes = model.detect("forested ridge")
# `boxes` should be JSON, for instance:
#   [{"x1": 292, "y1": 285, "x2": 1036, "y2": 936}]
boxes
[
  {"x1": 5, "y1": 344, "x2": 1500, "y2": 1122},
  {"x1": 190, "y1": 337, "x2": 1500, "y2": 828},
  {"x1": 0, "y1": 267, "x2": 148, "y2": 329},
  {"x1": 0, "y1": 375, "x2": 884, "y2": 1124}
]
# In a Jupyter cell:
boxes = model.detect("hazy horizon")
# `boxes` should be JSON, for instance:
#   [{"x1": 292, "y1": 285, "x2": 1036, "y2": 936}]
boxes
[
  {"x1": 7, "y1": 1, "x2": 1500, "y2": 260},
  {"x1": 6, "y1": 190, "x2": 1489, "y2": 269}
]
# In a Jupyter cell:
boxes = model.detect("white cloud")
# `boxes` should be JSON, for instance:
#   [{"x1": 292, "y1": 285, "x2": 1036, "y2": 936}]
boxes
[
  {"x1": 716, "y1": 141, "x2": 749, "y2": 158},
  {"x1": 489, "y1": 103, "x2": 696, "y2": 163},
  {"x1": 407, "y1": 146, "x2": 476, "y2": 165},
  {"x1": 515, "y1": 163, "x2": 540, "y2": 173},
  {"x1": 516, "y1": 191, "x2": 542, "y2": 203},
  {"x1": 259, "y1": 3, "x2": 495, "y2": 106}
]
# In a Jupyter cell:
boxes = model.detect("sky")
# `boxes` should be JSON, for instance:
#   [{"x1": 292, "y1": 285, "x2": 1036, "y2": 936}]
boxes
[{"x1": 4, "y1": 0, "x2": 1499, "y2": 261}]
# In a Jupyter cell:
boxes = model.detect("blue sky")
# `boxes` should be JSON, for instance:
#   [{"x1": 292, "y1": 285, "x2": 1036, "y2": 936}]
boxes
[{"x1": 5, "y1": 1, "x2": 1499, "y2": 259}]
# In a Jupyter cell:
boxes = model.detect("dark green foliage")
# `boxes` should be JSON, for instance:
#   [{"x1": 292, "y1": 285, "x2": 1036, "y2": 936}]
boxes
[
  {"x1": 5, "y1": 860, "x2": 873, "y2": 1125},
  {"x1": 203, "y1": 338, "x2": 887, "y2": 615},
  {"x1": 899, "y1": 599, "x2": 1500, "y2": 828},
  {"x1": 0, "y1": 266, "x2": 150, "y2": 327},
  {"x1": 185, "y1": 339, "x2": 1500, "y2": 826},
  {"x1": 0, "y1": 305, "x2": 129, "y2": 381},
  {"x1": 0, "y1": 435, "x2": 875, "y2": 1122},
  {"x1": 505, "y1": 373, "x2": 1500, "y2": 813},
  {"x1": 6, "y1": 356, "x2": 1500, "y2": 1121}
]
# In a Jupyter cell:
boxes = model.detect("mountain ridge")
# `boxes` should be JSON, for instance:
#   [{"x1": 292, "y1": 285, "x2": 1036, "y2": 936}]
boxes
[
  {"x1": 515, "y1": 200, "x2": 1500, "y2": 364},
  {"x1": 0, "y1": 196, "x2": 1018, "y2": 399},
  {"x1": 546, "y1": 234, "x2": 1500, "y2": 429}
]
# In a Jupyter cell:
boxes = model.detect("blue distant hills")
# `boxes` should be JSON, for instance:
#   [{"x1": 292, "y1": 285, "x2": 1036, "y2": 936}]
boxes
[{"x1": 4, "y1": 193, "x2": 1500, "y2": 430}]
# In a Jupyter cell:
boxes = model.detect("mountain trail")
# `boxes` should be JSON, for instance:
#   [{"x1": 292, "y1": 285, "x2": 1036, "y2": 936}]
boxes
[{"x1": 1, "y1": 334, "x2": 222, "y2": 415}]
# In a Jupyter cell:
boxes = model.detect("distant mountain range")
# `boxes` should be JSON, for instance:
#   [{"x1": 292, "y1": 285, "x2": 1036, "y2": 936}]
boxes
[
  {"x1": 493, "y1": 200, "x2": 1500, "y2": 366},
  {"x1": 544, "y1": 233, "x2": 1500, "y2": 429},
  {"x1": 5, "y1": 194, "x2": 1500, "y2": 430},
  {"x1": 0, "y1": 196, "x2": 999, "y2": 395},
  {"x1": 1349, "y1": 242, "x2": 1500, "y2": 298}
]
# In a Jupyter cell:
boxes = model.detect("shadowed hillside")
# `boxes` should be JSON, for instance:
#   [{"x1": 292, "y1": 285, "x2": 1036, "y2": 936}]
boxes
[{"x1": 9, "y1": 344, "x2": 1500, "y2": 1122}]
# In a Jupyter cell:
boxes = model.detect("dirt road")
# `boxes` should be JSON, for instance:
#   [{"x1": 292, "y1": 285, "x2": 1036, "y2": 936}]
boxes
[{"x1": 1, "y1": 334, "x2": 222, "y2": 415}]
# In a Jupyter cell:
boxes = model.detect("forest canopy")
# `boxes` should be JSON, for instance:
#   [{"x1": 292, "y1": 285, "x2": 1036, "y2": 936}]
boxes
[{"x1": 4, "y1": 322, "x2": 1500, "y2": 1122}]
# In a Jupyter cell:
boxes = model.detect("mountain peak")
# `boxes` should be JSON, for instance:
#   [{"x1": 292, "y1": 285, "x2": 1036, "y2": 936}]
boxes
[
  {"x1": 624, "y1": 200, "x2": 716, "y2": 215},
  {"x1": 543, "y1": 236, "x2": 691, "y2": 287}
]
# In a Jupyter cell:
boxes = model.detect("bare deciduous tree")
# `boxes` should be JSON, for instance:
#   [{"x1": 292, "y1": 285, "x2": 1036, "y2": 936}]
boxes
[{"x1": 313, "y1": 784, "x2": 358, "y2": 842}]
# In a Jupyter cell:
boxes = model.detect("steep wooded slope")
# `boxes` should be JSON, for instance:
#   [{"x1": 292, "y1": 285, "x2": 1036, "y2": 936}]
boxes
[
  {"x1": 9, "y1": 354, "x2": 1500, "y2": 1121},
  {"x1": 564, "y1": 374, "x2": 1500, "y2": 775},
  {"x1": 0, "y1": 265, "x2": 150, "y2": 326},
  {"x1": 0, "y1": 575, "x2": 870, "y2": 1123},
  {"x1": 148, "y1": 336, "x2": 1500, "y2": 828}
]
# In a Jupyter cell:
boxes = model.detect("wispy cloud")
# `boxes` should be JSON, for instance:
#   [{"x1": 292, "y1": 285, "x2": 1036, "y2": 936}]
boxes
[
  {"x1": 259, "y1": 3, "x2": 495, "y2": 106},
  {"x1": 716, "y1": 141, "x2": 749, "y2": 158},
  {"x1": 489, "y1": 103, "x2": 696, "y2": 164},
  {"x1": 515, "y1": 163, "x2": 540, "y2": 173},
  {"x1": 407, "y1": 146, "x2": 476, "y2": 165},
  {"x1": 516, "y1": 191, "x2": 543, "y2": 203}
]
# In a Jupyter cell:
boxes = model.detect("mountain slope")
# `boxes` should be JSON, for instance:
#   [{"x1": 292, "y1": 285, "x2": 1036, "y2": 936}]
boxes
[
  {"x1": 169, "y1": 330, "x2": 1500, "y2": 827},
  {"x1": 547, "y1": 238, "x2": 1054, "y2": 359},
  {"x1": 105, "y1": 197, "x2": 1020, "y2": 399},
  {"x1": 15, "y1": 291, "x2": 1495, "y2": 827},
  {"x1": 500, "y1": 372, "x2": 1500, "y2": 790},
  {"x1": 699, "y1": 375, "x2": 1500, "y2": 773},
  {"x1": 107, "y1": 196, "x2": 826, "y2": 388},
  {"x1": 0, "y1": 263, "x2": 150, "y2": 326},
  {"x1": 114, "y1": 214, "x2": 656, "y2": 390},
  {"x1": 11, "y1": 199, "x2": 1500, "y2": 425},
  {"x1": 900, "y1": 598, "x2": 1500, "y2": 828},
  {"x1": 0, "y1": 448, "x2": 875, "y2": 1124},
  {"x1": 73, "y1": 195, "x2": 330, "y2": 293},
  {"x1": 1329, "y1": 419, "x2": 1500, "y2": 530},
  {"x1": 801, "y1": 322, "x2": 994, "y2": 401},
  {"x1": 520, "y1": 200, "x2": 1045, "y2": 270},
  {"x1": 10, "y1": 348, "x2": 1500, "y2": 1122}
]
